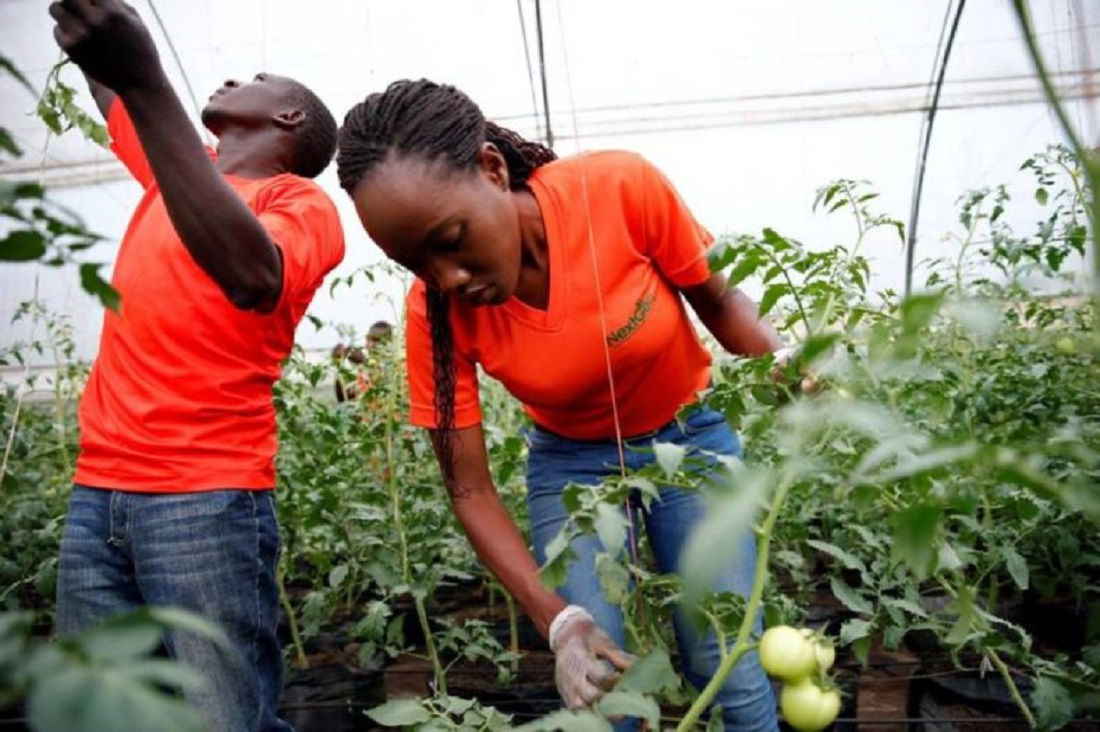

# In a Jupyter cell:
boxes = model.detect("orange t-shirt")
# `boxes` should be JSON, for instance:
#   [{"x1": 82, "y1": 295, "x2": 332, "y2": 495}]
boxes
[
  {"x1": 406, "y1": 150, "x2": 713, "y2": 440},
  {"x1": 73, "y1": 100, "x2": 345, "y2": 493}
]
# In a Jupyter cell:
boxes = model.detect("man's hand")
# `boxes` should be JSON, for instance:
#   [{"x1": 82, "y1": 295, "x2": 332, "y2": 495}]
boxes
[
  {"x1": 549, "y1": 606, "x2": 634, "y2": 709},
  {"x1": 49, "y1": 0, "x2": 164, "y2": 93}
]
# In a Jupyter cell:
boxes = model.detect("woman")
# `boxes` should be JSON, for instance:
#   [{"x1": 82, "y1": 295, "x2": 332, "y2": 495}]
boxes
[{"x1": 337, "y1": 79, "x2": 781, "y2": 731}]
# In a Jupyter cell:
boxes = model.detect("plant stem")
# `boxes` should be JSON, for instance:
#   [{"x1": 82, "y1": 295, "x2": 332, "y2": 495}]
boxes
[
  {"x1": 276, "y1": 562, "x2": 309, "y2": 669},
  {"x1": 748, "y1": 238, "x2": 811, "y2": 333},
  {"x1": 987, "y1": 648, "x2": 1037, "y2": 729},
  {"x1": 380, "y1": 347, "x2": 446, "y2": 694},
  {"x1": 675, "y1": 476, "x2": 792, "y2": 731},
  {"x1": 505, "y1": 588, "x2": 520, "y2": 675}
]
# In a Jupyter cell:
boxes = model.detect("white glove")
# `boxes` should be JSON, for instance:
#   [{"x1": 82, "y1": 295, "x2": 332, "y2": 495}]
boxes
[
  {"x1": 549, "y1": 605, "x2": 634, "y2": 709},
  {"x1": 773, "y1": 345, "x2": 798, "y2": 367},
  {"x1": 772, "y1": 345, "x2": 820, "y2": 393}
]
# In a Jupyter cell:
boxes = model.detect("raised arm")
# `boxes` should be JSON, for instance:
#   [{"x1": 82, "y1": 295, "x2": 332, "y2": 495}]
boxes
[
  {"x1": 83, "y1": 74, "x2": 116, "y2": 120},
  {"x1": 49, "y1": 0, "x2": 281, "y2": 311}
]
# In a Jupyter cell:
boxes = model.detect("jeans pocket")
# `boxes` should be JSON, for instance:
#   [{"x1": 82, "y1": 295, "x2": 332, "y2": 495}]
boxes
[{"x1": 681, "y1": 406, "x2": 727, "y2": 436}]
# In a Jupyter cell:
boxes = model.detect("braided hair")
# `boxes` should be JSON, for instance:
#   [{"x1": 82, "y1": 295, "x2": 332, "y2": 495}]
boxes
[{"x1": 336, "y1": 79, "x2": 556, "y2": 487}]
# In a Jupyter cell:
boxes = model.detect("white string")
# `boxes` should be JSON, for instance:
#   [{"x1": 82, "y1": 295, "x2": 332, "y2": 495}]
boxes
[
  {"x1": 551, "y1": 1, "x2": 645, "y2": 621},
  {"x1": 551, "y1": 1, "x2": 628, "y2": 471}
]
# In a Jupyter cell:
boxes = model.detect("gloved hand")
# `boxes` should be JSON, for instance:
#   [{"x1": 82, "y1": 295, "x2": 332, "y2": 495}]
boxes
[
  {"x1": 549, "y1": 605, "x2": 634, "y2": 709},
  {"x1": 772, "y1": 345, "x2": 820, "y2": 394}
]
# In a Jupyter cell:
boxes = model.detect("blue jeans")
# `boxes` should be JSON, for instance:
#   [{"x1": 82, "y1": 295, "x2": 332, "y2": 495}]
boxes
[
  {"x1": 526, "y1": 406, "x2": 778, "y2": 732},
  {"x1": 56, "y1": 486, "x2": 292, "y2": 732}
]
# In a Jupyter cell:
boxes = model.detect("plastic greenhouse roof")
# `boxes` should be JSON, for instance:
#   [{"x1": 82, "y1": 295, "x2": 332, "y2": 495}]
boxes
[{"x1": 1, "y1": 0, "x2": 1095, "y2": 187}]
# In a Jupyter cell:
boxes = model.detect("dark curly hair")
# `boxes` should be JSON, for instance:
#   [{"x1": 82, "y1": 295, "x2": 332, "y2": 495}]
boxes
[{"x1": 336, "y1": 79, "x2": 556, "y2": 485}]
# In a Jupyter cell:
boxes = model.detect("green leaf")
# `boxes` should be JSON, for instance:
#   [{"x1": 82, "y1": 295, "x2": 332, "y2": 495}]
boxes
[
  {"x1": 830, "y1": 576, "x2": 872, "y2": 615},
  {"x1": 597, "y1": 692, "x2": 660, "y2": 729},
  {"x1": 77, "y1": 620, "x2": 163, "y2": 664},
  {"x1": 757, "y1": 283, "x2": 788, "y2": 317},
  {"x1": 444, "y1": 695, "x2": 476, "y2": 715},
  {"x1": 1001, "y1": 546, "x2": 1030, "y2": 591},
  {"x1": 80, "y1": 263, "x2": 121, "y2": 311},
  {"x1": 890, "y1": 504, "x2": 942, "y2": 580},
  {"x1": 29, "y1": 665, "x2": 205, "y2": 732},
  {"x1": 653, "y1": 441, "x2": 686, "y2": 479},
  {"x1": 706, "y1": 238, "x2": 738, "y2": 273},
  {"x1": 679, "y1": 467, "x2": 770, "y2": 600},
  {"x1": 0, "y1": 53, "x2": 35, "y2": 95},
  {"x1": 797, "y1": 332, "x2": 841, "y2": 366},
  {"x1": 0, "y1": 127, "x2": 21, "y2": 158},
  {"x1": 1034, "y1": 187, "x2": 1049, "y2": 206},
  {"x1": 944, "y1": 586, "x2": 983, "y2": 645},
  {"x1": 616, "y1": 648, "x2": 680, "y2": 695},
  {"x1": 0, "y1": 230, "x2": 47, "y2": 262},
  {"x1": 328, "y1": 564, "x2": 349, "y2": 588},
  {"x1": 595, "y1": 554, "x2": 630, "y2": 604},
  {"x1": 839, "y1": 618, "x2": 874, "y2": 646},
  {"x1": 36, "y1": 98, "x2": 64, "y2": 136},
  {"x1": 899, "y1": 292, "x2": 945, "y2": 335},
  {"x1": 1031, "y1": 677, "x2": 1074, "y2": 730},
  {"x1": 7, "y1": 181, "x2": 44, "y2": 201},
  {"x1": 883, "y1": 598, "x2": 929, "y2": 619},
  {"x1": 806, "y1": 540, "x2": 866, "y2": 573},
  {"x1": 145, "y1": 607, "x2": 230, "y2": 650},
  {"x1": 366, "y1": 698, "x2": 433, "y2": 727},
  {"x1": 539, "y1": 530, "x2": 576, "y2": 589},
  {"x1": 515, "y1": 709, "x2": 612, "y2": 732},
  {"x1": 593, "y1": 502, "x2": 627, "y2": 557},
  {"x1": 724, "y1": 253, "x2": 764, "y2": 287},
  {"x1": 67, "y1": 103, "x2": 109, "y2": 147},
  {"x1": 761, "y1": 228, "x2": 794, "y2": 251},
  {"x1": 119, "y1": 659, "x2": 205, "y2": 693}
]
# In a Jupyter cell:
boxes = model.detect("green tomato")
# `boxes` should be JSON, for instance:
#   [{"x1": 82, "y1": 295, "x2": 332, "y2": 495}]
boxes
[
  {"x1": 758, "y1": 626, "x2": 816, "y2": 681},
  {"x1": 780, "y1": 680, "x2": 842, "y2": 732},
  {"x1": 800, "y1": 629, "x2": 836, "y2": 672},
  {"x1": 1055, "y1": 336, "x2": 1076, "y2": 356}
]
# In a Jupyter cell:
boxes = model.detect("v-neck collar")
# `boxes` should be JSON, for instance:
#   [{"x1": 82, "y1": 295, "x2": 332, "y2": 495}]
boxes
[{"x1": 501, "y1": 176, "x2": 566, "y2": 331}]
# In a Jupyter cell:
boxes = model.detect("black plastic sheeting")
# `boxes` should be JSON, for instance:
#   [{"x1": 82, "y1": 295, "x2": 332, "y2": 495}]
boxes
[{"x1": 280, "y1": 659, "x2": 386, "y2": 732}]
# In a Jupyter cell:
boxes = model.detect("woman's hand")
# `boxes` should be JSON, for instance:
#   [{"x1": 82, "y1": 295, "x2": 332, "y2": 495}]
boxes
[
  {"x1": 549, "y1": 606, "x2": 634, "y2": 708},
  {"x1": 772, "y1": 346, "x2": 820, "y2": 394}
]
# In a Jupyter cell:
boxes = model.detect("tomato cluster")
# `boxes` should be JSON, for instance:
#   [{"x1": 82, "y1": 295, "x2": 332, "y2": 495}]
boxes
[{"x1": 757, "y1": 626, "x2": 841, "y2": 732}]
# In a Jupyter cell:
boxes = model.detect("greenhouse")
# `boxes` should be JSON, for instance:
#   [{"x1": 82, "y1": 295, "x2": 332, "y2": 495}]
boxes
[{"x1": 1, "y1": 1, "x2": 1097, "y2": 730}]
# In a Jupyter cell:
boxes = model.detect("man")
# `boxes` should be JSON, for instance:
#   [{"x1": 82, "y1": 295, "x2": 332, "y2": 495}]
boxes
[
  {"x1": 49, "y1": 1, "x2": 345, "y2": 730},
  {"x1": 333, "y1": 320, "x2": 393, "y2": 403}
]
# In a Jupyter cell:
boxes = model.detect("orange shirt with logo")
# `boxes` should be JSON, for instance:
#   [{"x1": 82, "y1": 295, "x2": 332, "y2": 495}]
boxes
[
  {"x1": 74, "y1": 100, "x2": 345, "y2": 492},
  {"x1": 405, "y1": 151, "x2": 713, "y2": 440}
]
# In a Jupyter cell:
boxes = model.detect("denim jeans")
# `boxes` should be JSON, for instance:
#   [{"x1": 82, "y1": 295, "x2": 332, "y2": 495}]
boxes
[
  {"x1": 56, "y1": 486, "x2": 292, "y2": 732},
  {"x1": 526, "y1": 406, "x2": 778, "y2": 732}
]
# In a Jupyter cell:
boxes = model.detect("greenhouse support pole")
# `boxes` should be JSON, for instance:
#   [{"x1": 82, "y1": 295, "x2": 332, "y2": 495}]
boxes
[{"x1": 904, "y1": 0, "x2": 967, "y2": 296}]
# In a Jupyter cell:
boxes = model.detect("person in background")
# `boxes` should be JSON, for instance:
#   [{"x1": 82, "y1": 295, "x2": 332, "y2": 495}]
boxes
[
  {"x1": 49, "y1": 1, "x2": 344, "y2": 729},
  {"x1": 332, "y1": 320, "x2": 394, "y2": 403},
  {"x1": 336, "y1": 78, "x2": 783, "y2": 731}
]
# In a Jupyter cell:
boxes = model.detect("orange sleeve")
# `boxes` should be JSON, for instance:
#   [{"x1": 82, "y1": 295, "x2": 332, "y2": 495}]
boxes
[
  {"x1": 639, "y1": 155, "x2": 714, "y2": 288},
  {"x1": 405, "y1": 282, "x2": 482, "y2": 430},
  {"x1": 107, "y1": 98, "x2": 220, "y2": 189},
  {"x1": 107, "y1": 98, "x2": 154, "y2": 188},
  {"x1": 256, "y1": 179, "x2": 346, "y2": 311}
]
